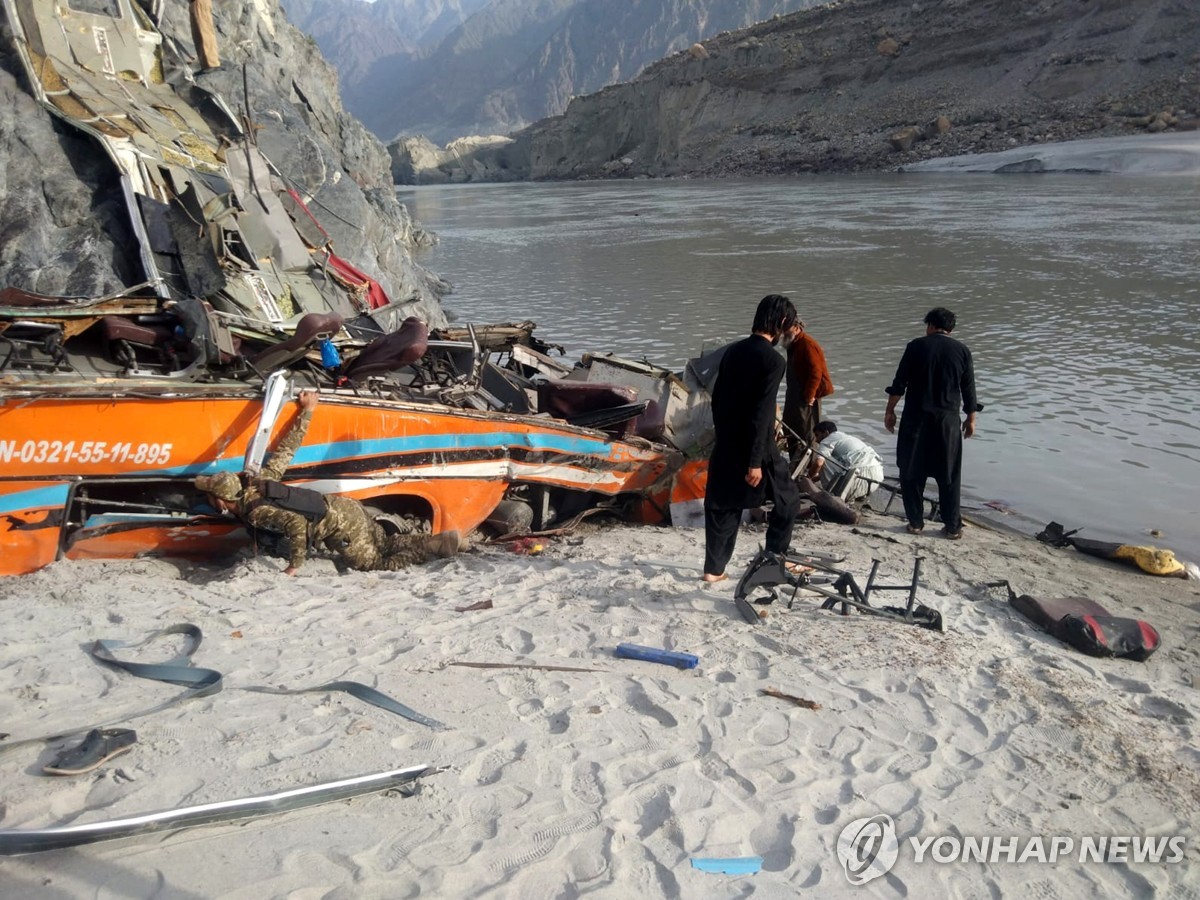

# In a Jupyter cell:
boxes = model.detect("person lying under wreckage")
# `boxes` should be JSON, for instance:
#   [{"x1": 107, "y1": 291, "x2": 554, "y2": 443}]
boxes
[{"x1": 194, "y1": 391, "x2": 464, "y2": 575}]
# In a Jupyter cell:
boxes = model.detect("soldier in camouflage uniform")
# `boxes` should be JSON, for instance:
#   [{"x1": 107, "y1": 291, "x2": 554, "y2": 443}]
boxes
[{"x1": 195, "y1": 391, "x2": 463, "y2": 575}]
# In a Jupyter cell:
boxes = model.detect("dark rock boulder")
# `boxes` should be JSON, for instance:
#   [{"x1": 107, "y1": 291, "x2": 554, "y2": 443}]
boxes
[
  {"x1": 876, "y1": 37, "x2": 900, "y2": 58},
  {"x1": 889, "y1": 126, "x2": 922, "y2": 152}
]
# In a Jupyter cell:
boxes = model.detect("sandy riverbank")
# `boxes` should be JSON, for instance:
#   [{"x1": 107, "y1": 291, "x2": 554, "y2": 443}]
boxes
[
  {"x1": 902, "y1": 132, "x2": 1200, "y2": 175},
  {"x1": 1, "y1": 507, "x2": 1197, "y2": 896}
]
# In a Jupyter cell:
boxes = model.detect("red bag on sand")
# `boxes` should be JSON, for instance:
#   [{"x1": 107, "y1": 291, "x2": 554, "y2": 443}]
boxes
[
  {"x1": 1009, "y1": 592, "x2": 1161, "y2": 662},
  {"x1": 1055, "y1": 614, "x2": 1161, "y2": 661}
]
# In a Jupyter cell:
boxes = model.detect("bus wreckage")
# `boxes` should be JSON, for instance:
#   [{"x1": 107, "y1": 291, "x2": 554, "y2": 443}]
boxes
[{"x1": 0, "y1": 0, "x2": 713, "y2": 576}]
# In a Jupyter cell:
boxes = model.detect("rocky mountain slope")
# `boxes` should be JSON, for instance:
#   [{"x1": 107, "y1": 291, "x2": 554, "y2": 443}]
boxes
[
  {"x1": 500, "y1": 0, "x2": 1199, "y2": 179},
  {"x1": 295, "y1": 0, "x2": 821, "y2": 141},
  {"x1": 278, "y1": 0, "x2": 491, "y2": 105},
  {"x1": 0, "y1": 0, "x2": 445, "y2": 319}
]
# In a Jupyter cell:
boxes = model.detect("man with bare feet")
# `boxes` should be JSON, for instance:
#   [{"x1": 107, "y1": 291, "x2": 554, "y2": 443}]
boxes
[{"x1": 702, "y1": 295, "x2": 802, "y2": 583}]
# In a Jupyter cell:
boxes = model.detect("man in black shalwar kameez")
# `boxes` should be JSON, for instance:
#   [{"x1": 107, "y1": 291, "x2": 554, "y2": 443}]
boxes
[
  {"x1": 884, "y1": 307, "x2": 980, "y2": 539},
  {"x1": 703, "y1": 295, "x2": 802, "y2": 581}
]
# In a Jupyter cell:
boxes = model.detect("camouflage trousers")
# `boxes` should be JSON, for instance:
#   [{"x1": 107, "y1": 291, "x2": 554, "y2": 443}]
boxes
[{"x1": 317, "y1": 496, "x2": 436, "y2": 572}]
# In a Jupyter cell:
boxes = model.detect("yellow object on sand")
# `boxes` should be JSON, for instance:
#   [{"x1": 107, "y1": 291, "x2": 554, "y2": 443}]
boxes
[{"x1": 1113, "y1": 544, "x2": 1185, "y2": 577}]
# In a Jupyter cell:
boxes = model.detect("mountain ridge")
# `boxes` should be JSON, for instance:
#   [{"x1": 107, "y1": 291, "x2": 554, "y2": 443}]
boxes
[
  {"x1": 284, "y1": 0, "x2": 822, "y2": 141},
  {"x1": 479, "y1": 0, "x2": 1200, "y2": 180}
]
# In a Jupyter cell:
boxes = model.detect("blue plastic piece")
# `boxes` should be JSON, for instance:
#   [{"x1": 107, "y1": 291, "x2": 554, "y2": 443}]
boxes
[
  {"x1": 614, "y1": 643, "x2": 698, "y2": 669},
  {"x1": 320, "y1": 338, "x2": 342, "y2": 368},
  {"x1": 690, "y1": 856, "x2": 763, "y2": 875}
]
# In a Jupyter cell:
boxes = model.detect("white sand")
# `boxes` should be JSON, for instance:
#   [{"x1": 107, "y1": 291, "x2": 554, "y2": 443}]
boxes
[
  {"x1": 902, "y1": 132, "x2": 1200, "y2": 176},
  {"x1": 1, "y1": 510, "x2": 1197, "y2": 896}
]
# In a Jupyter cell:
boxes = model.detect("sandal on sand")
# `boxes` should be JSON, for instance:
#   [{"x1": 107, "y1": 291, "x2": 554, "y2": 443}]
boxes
[
  {"x1": 783, "y1": 561, "x2": 814, "y2": 575},
  {"x1": 943, "y1": 528, "x2": 963, "y2": 541},
  {"x1": 701, "y1": 573, "x2": 729, "y2": 584},
  {"x1": 43, "y1": 728, "x2": 137, "y2": 776},
  {"x1": 906, "y1": 524, "x2": 923, "y2": 535}
]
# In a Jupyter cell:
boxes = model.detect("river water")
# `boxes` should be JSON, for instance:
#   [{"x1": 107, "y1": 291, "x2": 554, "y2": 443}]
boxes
[{"x1": 399, "y1": 176, "x2": 1200, "y2": 552}]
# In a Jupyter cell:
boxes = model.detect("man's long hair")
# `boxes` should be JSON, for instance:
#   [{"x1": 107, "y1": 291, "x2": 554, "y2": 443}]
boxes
[{"x1": 752, "y1": 294, "x2": 798, "y2": 336}]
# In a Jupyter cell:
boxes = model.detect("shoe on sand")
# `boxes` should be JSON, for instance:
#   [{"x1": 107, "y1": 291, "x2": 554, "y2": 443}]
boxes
[
  {"x1": 906, "y1": 524, "x2": 923, "y2": 535},
  {"x1": 943, "y1": 527, "x2": 963, "y2": 541},
  {"x1": 43, "y1": 728, "x2": 136, "y2": 775}
]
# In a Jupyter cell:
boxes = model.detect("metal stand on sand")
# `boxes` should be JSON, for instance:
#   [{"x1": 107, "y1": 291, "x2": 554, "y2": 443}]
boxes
[{"x1": 733, "y1": 549, "x2": 943, "y2": 631}]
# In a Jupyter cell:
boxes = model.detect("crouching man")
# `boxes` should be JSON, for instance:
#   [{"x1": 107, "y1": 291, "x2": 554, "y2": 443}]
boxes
[
  {"x1": 195, "y1": 391, "x2": 463, "y2": 574},
  {"x1": 808, "y1": 421, "x2": 885, "y2": 502}
]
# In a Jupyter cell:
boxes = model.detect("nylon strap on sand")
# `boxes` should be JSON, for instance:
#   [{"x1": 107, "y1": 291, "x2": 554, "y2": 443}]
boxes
[
  {"x1": 0, "y1": 624, "x2": 444, "y2": 756},
  {"x1": 242, "y1": 682, "x2": 446, "y2": 731},
  {"x1": 0, "y1": 624, "x2": 222, "y2": 756}
]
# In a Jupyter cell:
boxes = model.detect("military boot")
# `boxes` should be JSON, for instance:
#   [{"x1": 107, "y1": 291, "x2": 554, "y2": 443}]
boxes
[{"x1": 426, "y1": 530, "x2": 465, "y2": 558}]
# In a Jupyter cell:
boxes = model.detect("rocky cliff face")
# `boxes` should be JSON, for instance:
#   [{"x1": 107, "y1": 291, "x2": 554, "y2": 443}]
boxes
[
  {"x1": 0, "y1": 0, "x2": 446, "y2": 322},
  {"x1": 279, "y1": 0, "x2": 492, "y2": 112},
  {"x1": 512, "y1": 0, "x2": 1200, "y2": 179},
  {"x1": 318, "y1": 0, "x2": 820, "y2": 142}
]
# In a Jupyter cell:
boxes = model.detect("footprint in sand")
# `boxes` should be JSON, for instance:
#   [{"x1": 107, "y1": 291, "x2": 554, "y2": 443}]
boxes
[
  {"x1": 567, "y1": 761, "x2": 604, "y2": 807},
  {"x1": 989, "y1": 805, "x2": 1033, "y2": 832},
  {"x1": 1032, "y1": 723, "x2": 1083, "y2": 752},
  {"x1": 486, "y1": 812, "x2": 601, "y2": 875},
  {"x1": 905, "y1": 731, "x2": 938, "y2": 753},
  {"x1": 625, "y1": 682, "x2": 678, "y2": 728},
  {"x1": 766, "y1": 761, "x2": 797, "y2": 784},
  {"x1": 265, "y1": 733, "x2": 334, "y2": 763},
  {"x1": 621, "y1": 783, "x2": 677, "y2": 841},
  {"x1": 814, "y1": 804, "x2": 839, "y2": 825},
  {"x1": 751, "y1": 812, "x2": 796, "y2": 871},
  {"x1": 1076, "y1": 773, "x2": 1118, "y2": 803},
  {"x1": 928, "y1": 767, "x2": 965, "y2": 799},
  {"x1": 499, "y1": 626, "x2": 534, "y2": 654},
  {"x1": 487, "y1": 841, "x2": 555, "y2": 874},
  {"x1": 741, "y1": 649, "x2": 770, "y2": 678},
  {"x1": 515, "y1": 698, "x2": 545, "y2": 718},
  {"x1": 470, "y1": 739, "x2": 526, "y2": 786},
  {"x1": 707, "y1": 698, "x2": 734, "y2": 718},
  {"x1": 945, "y1": 748, "x2": 983, "y2": 772},
  {"x1": 944, "y1": 869, "x2": 1001, "y2": 899},
  {"x1": 886, "y1": 751, "x2": 931, "y2": 776},
  {"x1": 380, "y1": 823, "x2": 440, "y2": 873},
  {"x1": 1103, "y1": 672, "x2": 1153, "y2": 694},
  {"x1": 1019, "y1": 878, "x2": 1070, "y2": 899},
  {"x1": 531, "y1": 809, "x2": 601, "y2": 843},
  {"x1": 957, "y1": 708, "x2": 990, "y2": 741},
  {"x1": 458, "y1": 793, "x2": 502, "y2": 841},
  {"x1": 798, "y1": 863, "x2": 823, "y2": 888},
  {"x1": 749, "y1": 711, "x2": 790, "y2": 746},
  {"x1": 282, "y1": 848, "x2": 354, "y2": 885},
  {"x1": 1140, "y1": 695, "x2": 1194, "y2": 721}
]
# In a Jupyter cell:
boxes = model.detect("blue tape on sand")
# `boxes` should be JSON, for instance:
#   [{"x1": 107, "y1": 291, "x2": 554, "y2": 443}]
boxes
[
  {"x1": 614, "y1": 643, "x2": 699, "y2": 669},
  {"x1": 690, "y1": 856, "x2": 763, "y2": 875}
]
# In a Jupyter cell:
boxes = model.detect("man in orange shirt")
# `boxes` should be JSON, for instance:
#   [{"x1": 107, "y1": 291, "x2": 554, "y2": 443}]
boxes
[{"x1": 782, "y1": 319, "x2": 834, "y2": 466}]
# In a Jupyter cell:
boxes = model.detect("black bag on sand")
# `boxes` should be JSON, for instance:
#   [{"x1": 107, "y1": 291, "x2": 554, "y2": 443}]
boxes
[
  {"x1": 1056, "y1": 614, "x2": 1161, "y2": 662},
  {"x1": 1009, "y1": 591, "x2": 1161, "y2": 661}
]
